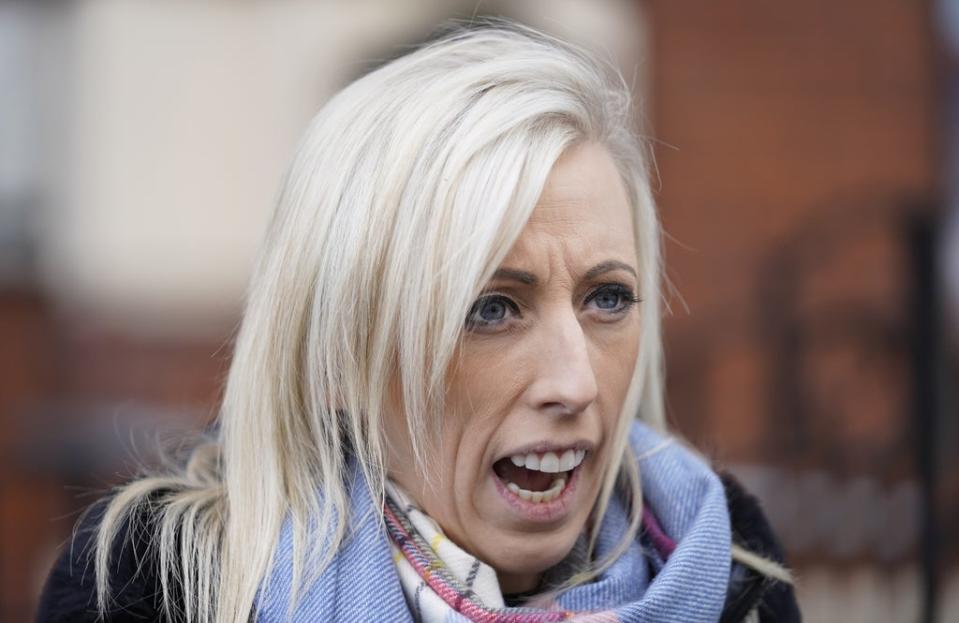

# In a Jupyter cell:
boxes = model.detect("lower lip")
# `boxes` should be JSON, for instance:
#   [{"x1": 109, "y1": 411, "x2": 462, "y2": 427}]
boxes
[{"x1": 491, "y1": 463, "x2": 582, "y2": 523}]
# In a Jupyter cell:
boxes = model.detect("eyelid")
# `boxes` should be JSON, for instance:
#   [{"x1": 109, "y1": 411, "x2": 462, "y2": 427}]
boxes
[
  {"x1": 464, "y1": 292, "x2": 522, "y2": 332},
  {"x1": 584, "y1": 282, "x2": 641, "y2": 312},
  {"x1": 586, "y1": 281, "x2": 638, "y2": 298},
  {"x1": 475, "y1": 291, "x2": 521, "y2": 309}
]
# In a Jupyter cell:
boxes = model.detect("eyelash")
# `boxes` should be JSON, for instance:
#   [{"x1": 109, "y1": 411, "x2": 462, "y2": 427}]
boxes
[
  {"x1": 587, "y1": 283, "x2": 642, "y2": 313},
  {"x1": 464, "y1": 283, "x2": 641, "y2": 332},
  {"x1": 463, "y1": 296, "x2": 519, "y2": 332}
]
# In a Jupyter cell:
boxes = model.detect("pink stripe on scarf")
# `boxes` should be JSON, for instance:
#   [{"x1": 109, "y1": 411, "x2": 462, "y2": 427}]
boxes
[
  {"x1": 384, "y1": 504, "x2": 575, "y2": 622},
  {"x1": 641, "y1": 506, "x2": 676, "y2": 559}
]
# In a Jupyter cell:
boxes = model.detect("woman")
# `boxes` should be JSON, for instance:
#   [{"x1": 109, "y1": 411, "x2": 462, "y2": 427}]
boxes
[{"x1": 39, "y1": 22, "x2": 799, "y2": 622}]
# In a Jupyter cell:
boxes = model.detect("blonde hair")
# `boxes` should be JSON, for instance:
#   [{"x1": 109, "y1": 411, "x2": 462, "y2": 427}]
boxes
[{"x1": 89, "y1": 20, "x2": 784, "y2": 623}]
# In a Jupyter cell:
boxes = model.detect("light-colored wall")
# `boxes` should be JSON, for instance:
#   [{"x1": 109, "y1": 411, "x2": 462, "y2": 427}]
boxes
[{"x1": 36, "y1": 0, "x2": 645, "y2": 335}]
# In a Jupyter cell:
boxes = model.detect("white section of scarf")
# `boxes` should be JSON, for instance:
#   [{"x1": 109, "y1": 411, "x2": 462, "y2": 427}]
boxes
[{"x1": 386, "y1": 482, "x2": 507, "y2": 622}]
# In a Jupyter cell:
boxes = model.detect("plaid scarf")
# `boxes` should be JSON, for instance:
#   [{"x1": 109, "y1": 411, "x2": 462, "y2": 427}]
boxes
[
  {"x1": 384, "y1": 482, "x2": 678, "y2": 622},
  {"x1": 256, "y1": 422, "x2": 732, "y2": 622}
]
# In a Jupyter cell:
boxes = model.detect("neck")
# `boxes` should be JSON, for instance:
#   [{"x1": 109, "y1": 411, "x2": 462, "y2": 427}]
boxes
[{"x1": 496, "y1": 570, "x2": 541, "y2": 595}]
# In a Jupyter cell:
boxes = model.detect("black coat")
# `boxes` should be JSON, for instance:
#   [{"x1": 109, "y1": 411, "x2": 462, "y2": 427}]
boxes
[{"x1": 37, "y1": 474, "x2": 799, "y2": 622}]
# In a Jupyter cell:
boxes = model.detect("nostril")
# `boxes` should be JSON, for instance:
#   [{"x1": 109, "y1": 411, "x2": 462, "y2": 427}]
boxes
[{"x1": 540, "y1": 402, "x2": 577, "y2": 417}]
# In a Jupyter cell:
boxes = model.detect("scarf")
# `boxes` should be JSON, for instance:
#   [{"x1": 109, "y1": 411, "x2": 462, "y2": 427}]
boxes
[
  {"x1": 383, "y1": 481, "x2": 679, "y2": 622},
  {"x1": 256, "y1": 421, "x2": 732, "y2": 622}
]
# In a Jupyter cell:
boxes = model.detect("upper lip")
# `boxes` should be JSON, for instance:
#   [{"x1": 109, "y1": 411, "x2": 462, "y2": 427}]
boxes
[{"x1": 496, "y1": 439, "x2": 596, "y2": 461}]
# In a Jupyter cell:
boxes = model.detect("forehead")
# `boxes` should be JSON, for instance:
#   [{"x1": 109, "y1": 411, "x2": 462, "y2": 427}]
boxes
[{"x1": 510, "y1": 142, "x2": 636, "y2": 261}]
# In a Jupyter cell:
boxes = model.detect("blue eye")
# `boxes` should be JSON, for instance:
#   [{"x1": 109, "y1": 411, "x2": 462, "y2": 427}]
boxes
[
  {"x1": 465, "y1": 295, "x2": 518, "y2": 331},
  {"x1": 587, "y1": 284, "x2": 640, "y2": 314},
  {"x1": 593, "y1": 290, "x2": 621, "y2": 310}
]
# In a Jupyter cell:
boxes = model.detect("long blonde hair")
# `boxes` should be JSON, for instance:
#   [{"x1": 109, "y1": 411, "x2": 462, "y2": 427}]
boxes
[{"x1": 90, "y1": 21, "x2": 724, "y2": 623}]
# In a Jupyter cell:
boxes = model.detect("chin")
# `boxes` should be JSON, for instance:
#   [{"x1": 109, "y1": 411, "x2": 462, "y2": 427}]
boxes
[{"x1": 481, "y1": 526, "x2": 581, "y2": 579}]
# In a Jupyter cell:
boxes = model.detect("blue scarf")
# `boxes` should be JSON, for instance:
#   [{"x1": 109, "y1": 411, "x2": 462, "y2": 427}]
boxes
[{"x1": 256, "y1": 421, "x2": 732, "y2": 622}]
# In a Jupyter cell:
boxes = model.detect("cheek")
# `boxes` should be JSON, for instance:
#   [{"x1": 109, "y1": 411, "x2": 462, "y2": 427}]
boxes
[
  {"x1": 593, "y1": 322, "x2": 641, "y2": 395},
  {"x1": 446, "y1": 340, "x2": 531, "y2": 424},
  {"x1": 443, "y1": 345, "x2": 529, "y2": 476},
  {"x1": 383, "y1": 403, "x2": 466, "y2": 529}
]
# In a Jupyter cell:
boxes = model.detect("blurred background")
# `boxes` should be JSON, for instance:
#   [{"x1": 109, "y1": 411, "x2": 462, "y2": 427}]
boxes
[{"x1": 1, "y1": 0, "x2": 956, "y2": 621}]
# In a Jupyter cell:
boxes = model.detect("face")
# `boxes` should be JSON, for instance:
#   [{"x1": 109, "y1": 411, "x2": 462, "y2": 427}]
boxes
[{"x1": 385, "y1": 141, "x2": 641, "y2": 593}]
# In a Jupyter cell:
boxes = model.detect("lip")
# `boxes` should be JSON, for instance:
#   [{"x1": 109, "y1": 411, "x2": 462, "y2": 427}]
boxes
[
  {"x1": 490, "y1": 458, "x2": 584, "y2": 523},
  {"x1": 495, "y1": 439, "x2": 595, "y2": 461}
]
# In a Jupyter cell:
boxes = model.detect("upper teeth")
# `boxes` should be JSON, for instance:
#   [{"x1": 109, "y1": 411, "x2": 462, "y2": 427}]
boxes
[{"x1": 509, "y1": 449, "x2": 585, "y2": 473}]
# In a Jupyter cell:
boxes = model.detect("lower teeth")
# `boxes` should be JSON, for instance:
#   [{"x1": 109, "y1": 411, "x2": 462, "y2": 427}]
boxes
[{"x1": 506, "y1": 476, "x2": 566, "y2": 503}]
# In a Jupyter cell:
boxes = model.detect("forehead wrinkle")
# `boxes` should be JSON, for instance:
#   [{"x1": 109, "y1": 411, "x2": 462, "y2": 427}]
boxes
[
  {"x1": 498, "y1": 219, "x2": 634, "y2": 291},
  {"x1": 510, "y1": 233, "x2": 585, "y2": 291},
  {"x1": 526, "y1": 197, "x2": 594, "y2": 227},
  {"x1": 497, "y1": 142, "x2": 637, "y2": 289}
]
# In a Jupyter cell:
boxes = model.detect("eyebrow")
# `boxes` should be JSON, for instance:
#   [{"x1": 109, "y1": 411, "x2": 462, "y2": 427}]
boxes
[
  {"x1": 491, "y1": 260, "x2": 637, "y2": 285},
  {"x1": 491, "y1": 267, "x2": 538, "y2": 285},
  {"x1": 583, "y1": 260, "x2": 637, "y2": 281}
]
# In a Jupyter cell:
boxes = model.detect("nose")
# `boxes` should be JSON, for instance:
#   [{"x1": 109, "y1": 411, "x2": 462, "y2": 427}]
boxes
[{"x1": 526, "y1": 309, "x2": 599, "y2": 416}]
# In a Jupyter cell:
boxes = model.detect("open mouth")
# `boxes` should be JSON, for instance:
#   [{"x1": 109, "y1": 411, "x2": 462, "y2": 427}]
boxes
[{"x1": 492, "y1": 448, "x2": 586, "y2": 504}]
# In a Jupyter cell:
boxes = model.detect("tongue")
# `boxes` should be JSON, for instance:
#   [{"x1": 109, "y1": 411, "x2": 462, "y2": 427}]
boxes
[{"x1": 493, "y1": 459, "x2": 556, "y2": 492}]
